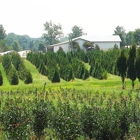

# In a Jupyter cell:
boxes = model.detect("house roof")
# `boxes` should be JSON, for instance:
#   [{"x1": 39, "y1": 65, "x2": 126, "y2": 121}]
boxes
[
  {"x1": 47, "y1": 35, "x2": 121, "y2": 47},
  {"x1": 77, "y1": 35, "x2": 121, "y2": 42}
]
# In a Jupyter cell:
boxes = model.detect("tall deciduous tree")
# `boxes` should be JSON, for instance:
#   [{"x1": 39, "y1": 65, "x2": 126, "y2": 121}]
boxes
[
  {"x1": 11, "y1": 40, "x2": 22, "y2": 51},
  {"x1": 29, "y1": 40, "x2": 34, "y2": 51},
  {"x1": 0, "y1": 24, "x2": 6, "y2": 40},
  {"x1": 38, "y1": 43, "x2": 45, "y2": 53},
  {"x1": 0, "y1": 40, "x2": 9, "y2": 52},
  {"x1": 43, "y1": 21, "x2": 63, "y2": 45},
  {"x1": 114, "y1": 26, "x2": 126, "y2": 47},
  {"x1": 117, "y1": 49, "x2": 127, "y2": 89},
  {"x1": 126, "y1": 31, "x2": 134, "y2": 46},
  {"x1": 134, "y1": 29, "x2": 140, "y2": 45},
  {"x1": 0, "y1": 25, "x2": 9, "y2": 52},
  {"x1": 127, "y1": 44, "x2": 137, "y2": 90},
  {"x1": 69, "y1": 25, "x2": 85, "y2": 39}
]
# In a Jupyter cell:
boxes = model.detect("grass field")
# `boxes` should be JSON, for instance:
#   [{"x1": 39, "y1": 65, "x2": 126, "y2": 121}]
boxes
[{"x1": 0, "y1": 59, "x2": 140, "y2": 94}]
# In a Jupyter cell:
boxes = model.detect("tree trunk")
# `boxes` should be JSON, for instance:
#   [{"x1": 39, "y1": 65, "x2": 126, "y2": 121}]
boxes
[
  {"x1": 122, "y1": 77, "x2": 125, "y2": 89},
  {"x1": 132, "y1": 80, "x2": 135, "y2": 90}
]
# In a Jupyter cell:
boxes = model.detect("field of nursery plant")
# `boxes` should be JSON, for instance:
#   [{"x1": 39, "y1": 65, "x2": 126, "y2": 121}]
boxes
[
  {"x1": 0, "y1": 88, "x2": 140, "y2": 140},
  {"x1": 1, "y1": 45, "x2": 140, "y2": 139}
]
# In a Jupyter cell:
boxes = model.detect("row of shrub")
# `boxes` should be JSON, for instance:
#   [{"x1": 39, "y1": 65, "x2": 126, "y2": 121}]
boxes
[
  {"x1": 27, "y1": 49, "x2": 111, "y2": 82},
  {"x1": 0, "y1": 89, "x2": 140, "y2": 139},
  {"x1": 27, "y1": 50, "x2": 90, "y2": 82},
  {"x1": 2, "y1": 52, "x2": 33, "y2": 85}
]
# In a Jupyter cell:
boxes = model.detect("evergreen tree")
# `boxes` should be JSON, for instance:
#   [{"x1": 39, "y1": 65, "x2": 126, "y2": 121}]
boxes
[
  {"x1": 0, "y1": 70, "x2": 3, "y2": 86},
  {"x1": 68, "y1": 68, "x2": 74, "y2": 81},
  {"x1": 82, "y1": 68, "x2": 89, "y2": 80},
  {"x1": 127, "y1": 44, "x2": 137, "y2": 90},
  {"x1": 117, "y1": 49, "x2": 127, "y2": 89},
  {"x1": 8, "y1": 67, "x2": 19, "y2": 85},
  {"x1": 135, "y1": 47, "x2": 140, "y2": 81},
  {"x1": 52, "y1": 70, "x2": 60, "y2": 83},
  {"x1": 24, "y1": 70, "x2": 33, "y2": 84}
]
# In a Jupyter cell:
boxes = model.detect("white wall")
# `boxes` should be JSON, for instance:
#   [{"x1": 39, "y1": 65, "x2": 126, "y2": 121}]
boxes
[
  {"x1": 75, "y1": 39, "x2": 86, "y2": 51},
  {"x1": 54, "y1": 42, "x2": 70, "y2": 53},
  {"x1": 51, "y1": 39, "x2": 121, "y2": 53},
  {"x1": 94, "y1": 42, "x2": 120, "y2": 50}
]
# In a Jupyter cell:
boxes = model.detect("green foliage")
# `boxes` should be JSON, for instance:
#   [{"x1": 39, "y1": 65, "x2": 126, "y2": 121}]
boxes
[
  {"x1": 95, "y1": 44, "x2": 100, "y2": 50},
  {"x1": 114, "y1": 43, "x2": 119, "y2": 49},
  {"x1": 68, "y1": 25, "x2": 85, "y2": 39},
  {"x1": 53, "y1": 102, "x2": 81, "y2": 140},
  {"x1": 135, "y1": 47, "x2": 140, "y2": 81},
  {"x1": 126, "y1": 31, "x2": 134, "y2": 46},
  {"x1": 127, "y1": 44, "x2": 137, "y2": 90},
  {"x1": 8, "y1": 66, "x2": 19, "y2": 85},
  {"x1": 52, "y1": 70, "x2": 60, "y2": 83},
  {"x1": 29, "y1": 40, "x2": 34, "y2": 51},
  {"x1": 11, "y1": 52, "x2": 33, "y2": 84},
  {"x1": 1, "y1": 97, "x2": 31, "y2": 139},
  {"x1": 43, "y1": 21, "x2": 63, "y2": 45},
  {"x1": 11, "y1": 52, "x2": 21, "y2": 70},
  {"x1": 134, "y1": 28, "x2": 140, "y2": 45},
  {"x1": 24, "y1": 69, "x2": 33, "y2": 84},
  {"x1": 38, "y1": 43, "x2": 45, "y2": 53},
  {"x1": 114, "y1": 26, "x2": 126, "y2": 47},
  {"x1": 117, "y1": 49, "x2": 127, "y2": 89},
  {"x1": 69, "y1": 41, "x2": 80, "y2": 52},
  {"x1": 0, "y1": 40, "x2": 10, "y2": 52},
  {"x1": 1, "y1": 89, "x2": 140, "y2": 139},
  {"x1": 32, "y1": 100, "x2": 48, "y2": 139},
  {"x1": 83, "y1": 41, "x2": 94, "y2": 51},
  {"x1": 0, "y1": 24, "x2": 6, "y2": 40},
  {"x1": 2, "y1": 53, "x2": 33, "y2": 85},
  {"x1": 2, "y1": 54, "x2": 18, "y2": 85},
  {"x1": 2, "y1": 54, "x2": 12, "y2": 74},
  {"x1": 11, "y1": 40, "x2": 22, "y2": 51},
  {"x1": 6, "y1": 33, "x2": 44, "y2": 51},
  {"x1": 0, "y1": 70, "x2": 3, "y2": 86}
]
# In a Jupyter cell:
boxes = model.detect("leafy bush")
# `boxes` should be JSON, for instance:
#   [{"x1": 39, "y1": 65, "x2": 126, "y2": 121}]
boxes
[
  {"x1": 0, "y1": 70, "x2": 3, "y2": 86},
  {"x1": 32, "y1": 100, "x2": 48, "y2": 139}
]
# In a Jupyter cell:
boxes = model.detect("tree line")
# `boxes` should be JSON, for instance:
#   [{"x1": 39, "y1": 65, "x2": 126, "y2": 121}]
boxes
[
  {"x1": 0, "y1": 22, "x2": 85, "y2": 53},
  {"x1": 2, "y1": 21, "x2": 140, "y2": 53},
  {"x1": 114, "y1": 26, "x2": 140, "y2": 47}
]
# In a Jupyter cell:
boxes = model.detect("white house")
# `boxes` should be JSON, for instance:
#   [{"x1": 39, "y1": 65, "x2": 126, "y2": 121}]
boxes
[
  {"x1": 46, "y1": 35, "x2": 121, "y2": 53},
  {"x1": 18, "y1": 50, "x2": 31, "y2": 58}
]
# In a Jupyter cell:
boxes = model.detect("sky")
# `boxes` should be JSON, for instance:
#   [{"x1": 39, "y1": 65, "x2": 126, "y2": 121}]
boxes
[{"x1": 0, "y1": 0, "x2": 140, "y2": 38}]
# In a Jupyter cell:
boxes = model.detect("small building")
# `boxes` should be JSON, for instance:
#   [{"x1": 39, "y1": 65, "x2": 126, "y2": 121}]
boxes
[
  {"x1": 0, "y1": 50, "x2": 15, "y2": 55},
  {"x1": 46, "y1": 35, "x2": 121, "y2": 53},
  {"x1": 18, "y1": 50, "x2": 31, "y2": 58}
]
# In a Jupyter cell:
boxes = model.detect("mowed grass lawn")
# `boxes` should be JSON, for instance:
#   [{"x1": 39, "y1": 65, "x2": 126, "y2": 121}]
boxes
[{"x1": 0, "y1": 59, "x2": 140, "y2": 94}]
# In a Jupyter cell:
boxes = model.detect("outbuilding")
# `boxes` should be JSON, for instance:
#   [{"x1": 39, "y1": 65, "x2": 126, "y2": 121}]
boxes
[{"x1": 46, "y1": 35, "x2": 121, "y2": 53}]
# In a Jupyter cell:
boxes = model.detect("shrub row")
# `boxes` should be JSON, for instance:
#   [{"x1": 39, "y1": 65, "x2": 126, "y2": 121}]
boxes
[
  {"x1": 2, "y1": 54, "x2": 18, "y2": 85},
  {"x1": 2, "y1": 52, "x2": 32, "y2": 85},
  {"x1": 0, "y1": 89, "x2": 140, "y2": 139}
]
